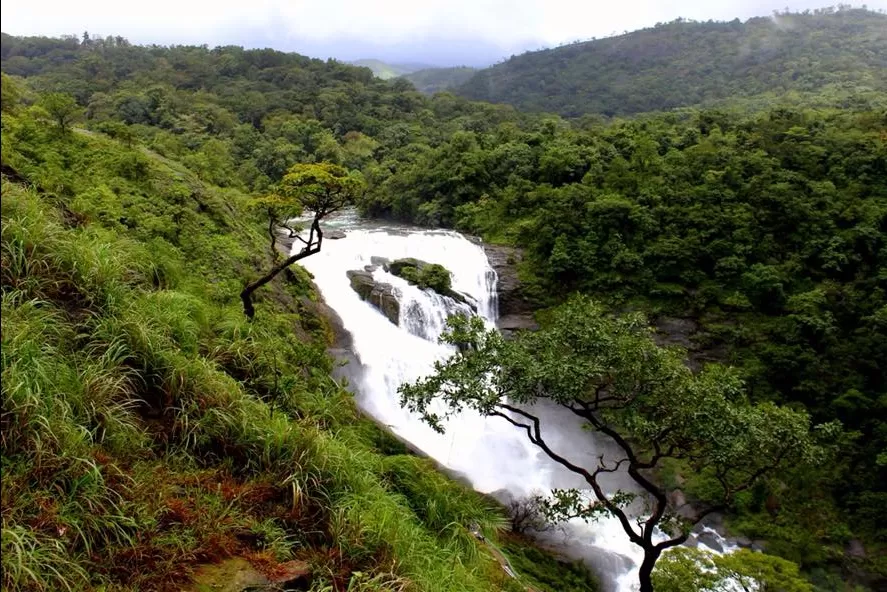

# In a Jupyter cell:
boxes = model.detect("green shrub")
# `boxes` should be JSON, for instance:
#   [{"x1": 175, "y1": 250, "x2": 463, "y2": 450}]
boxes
[{"x1": 389, "y1": 258, "x2": 453, "y2": 294}]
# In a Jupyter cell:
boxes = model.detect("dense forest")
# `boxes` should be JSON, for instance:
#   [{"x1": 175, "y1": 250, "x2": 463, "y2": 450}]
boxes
[
  {"x1": 0, "y1": 31, "x2": 527, "y2": 195},
  {"x1": 1, "y1": 7, "x2": 885, "y2": 590},
  {"x1": 456, "y1": 7, "x2": 887, "y2": 117},
  {"x1": 369, "y1": 103, "x2": 887, "y2": 584}
]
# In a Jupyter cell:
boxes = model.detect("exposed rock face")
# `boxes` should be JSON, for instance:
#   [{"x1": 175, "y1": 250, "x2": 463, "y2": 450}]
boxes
[
  {"x1": 314, "y1": 299, "x2": 351, "y2": 350},
  {"x1": 479, "y1": 244, "x2": 536, "y2": 333},
  {"x1": 481, "y1": 244, "x2": 531, "y2": 316},
  {"x1": 268, "y1": 559, "x2": 312, "y2": 588},
  {"x1": 189, "y1": 558, "x2": 270, "y2": 592},
  {"x1": 326, "y1": 229, "x2": 346, "y2": 239},
  {"x1": 444, "y1": 289, "x2": 475, "y2": 311},
  {"x1": 274, "y1": 228, "x2": 297, "y2": 257},
  {"x1": 847, "y1": 539, "x2": 867, "y2": 559},
  {"x1": 652, "y1": 315, "x2": 728, "y2": 370},
  {"x1": 347, "y1": 270, "x2": 400, "y2": 325},
  {"x1": 497, "y1": 314, "x2": 539, "y2": 340},
  {"x1": 188, "y1": 557, "x2": 312, "y2": 591},
  {"x1": 653, "y1": 317, "x2": 698, "y2": 349}
]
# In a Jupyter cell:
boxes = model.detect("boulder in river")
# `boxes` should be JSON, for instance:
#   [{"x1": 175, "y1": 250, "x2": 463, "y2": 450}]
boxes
[
  {"x1": 387, "y1": 257, "x2": 421, "y2": 276},
  {"x1": 388, "y1": 257, "x2": 476, "y2": 312},
  {"x1": 326, "y1": 229, "x2": 346, "y2": 240},
  {"x1": 696, "y1": 530, "x2": 725, "y2": 554},
  {"x1": 370, "y1": 255, "x2": 391, "y2": 269},
  {"x1": 347, "y1": 270, "x2": 400, "y2": 325}
]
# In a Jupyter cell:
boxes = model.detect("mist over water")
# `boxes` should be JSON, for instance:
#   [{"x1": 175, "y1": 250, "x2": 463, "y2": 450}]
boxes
[{"x1": 298, "y1": 212, "x2": 729, "y2": 591}]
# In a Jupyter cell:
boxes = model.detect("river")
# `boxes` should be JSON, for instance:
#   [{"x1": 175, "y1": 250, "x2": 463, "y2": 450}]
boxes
[{"x1": 297, "y1": 211, "x2": 730, "y2": 591}]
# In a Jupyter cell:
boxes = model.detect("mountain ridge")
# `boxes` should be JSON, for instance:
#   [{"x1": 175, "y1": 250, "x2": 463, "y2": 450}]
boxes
[{"x1": 455, "y1": 7, "x2": 887, "y2": 116}]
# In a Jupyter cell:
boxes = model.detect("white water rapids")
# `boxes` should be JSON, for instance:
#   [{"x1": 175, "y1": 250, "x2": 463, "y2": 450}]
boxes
[{"x1": 297, "y1": 212, "x2": 732, "y2": 591}]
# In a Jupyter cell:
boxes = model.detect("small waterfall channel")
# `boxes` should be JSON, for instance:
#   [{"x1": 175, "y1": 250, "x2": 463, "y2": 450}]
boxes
[{"x1": 296, "y1": 211, "x2": 733, "y2": 591}]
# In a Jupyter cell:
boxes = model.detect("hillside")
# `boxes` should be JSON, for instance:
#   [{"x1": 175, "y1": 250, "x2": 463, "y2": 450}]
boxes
[
  {"x1": 402, "y1": 66, "x2": 478, "y2": 94},
  {"x1": 2, "y1": 27, "x2": 886, "y2": 590},
  {"x1": 457, "y1": 7, "x2": 887, "y2": 117},
  {"x1": 0, "y1": 74, "x2": 600, "y2": 592},
  {"x1": 0, "y1": 32, "x2": 529, "y2": 197},
  {"x1": 351, "y1": 58, "x2": 433, "y2": 79}
]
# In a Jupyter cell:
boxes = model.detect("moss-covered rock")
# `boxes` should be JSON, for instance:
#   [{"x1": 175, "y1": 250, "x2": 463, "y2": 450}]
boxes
[{"x1": 388, "y1": 258, "x2": 475, "y2": 310}]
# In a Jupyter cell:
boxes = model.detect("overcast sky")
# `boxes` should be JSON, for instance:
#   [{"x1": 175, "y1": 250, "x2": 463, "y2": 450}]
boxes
[{"x1": 3, "y1": 1, "x2": 885, "y2": 66}]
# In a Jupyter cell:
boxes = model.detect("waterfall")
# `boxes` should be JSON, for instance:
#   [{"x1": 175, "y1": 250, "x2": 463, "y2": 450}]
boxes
[
  {"x1": 297, "y1": 211, "x2": 733, "y2": 592},
  {"x1": 393, "y1": 278, "x2": 475, "y2": 342}
]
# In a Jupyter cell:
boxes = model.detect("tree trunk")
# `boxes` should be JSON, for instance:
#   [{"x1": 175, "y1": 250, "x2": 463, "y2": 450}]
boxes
[
  {"x1": 240, "y1": 218, "x2": 322, "y2": 319},
  {"x1": 267, "y1": 208, "x2": 278, "y2": 261},
  {"x1": 638, "y1": 546, "x2": 661, "y2": 592}
]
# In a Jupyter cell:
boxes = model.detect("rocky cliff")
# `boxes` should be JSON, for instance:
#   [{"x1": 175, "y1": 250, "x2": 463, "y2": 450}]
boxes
[{"x1": 480, "y1": 243, "x2": 538, "y2": 336}]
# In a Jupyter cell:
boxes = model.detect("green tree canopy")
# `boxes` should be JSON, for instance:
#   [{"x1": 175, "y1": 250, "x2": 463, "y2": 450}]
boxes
[
  {"x1": 241, "y1": 162, "x2": 364, "y2": 318},
  {"x1": 401, "y1": 296, "x2": 837, "y2": 591},
  {"x1": 38, "y1": 92, "x2": 80, "y2": 132},
  {"x1": 652, "y1": 547, "x2": 813, "y2": 592}
]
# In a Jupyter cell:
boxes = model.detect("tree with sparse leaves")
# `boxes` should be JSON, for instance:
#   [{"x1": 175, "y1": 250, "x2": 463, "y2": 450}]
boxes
[
  {"x1": 240, "y1": 162, "x2": 364, "y2": 318},
  {"x1": 38, "y1": 92, "x2": 81, "y2": 133},
  {"x1": 400, "y1": 296, "x2": 837, "y2": 592}
]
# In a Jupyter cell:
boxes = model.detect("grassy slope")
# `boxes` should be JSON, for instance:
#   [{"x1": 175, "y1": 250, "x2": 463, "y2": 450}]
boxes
[{"x1": 0, "y1": 109, "x2": 598, "y2": 591}]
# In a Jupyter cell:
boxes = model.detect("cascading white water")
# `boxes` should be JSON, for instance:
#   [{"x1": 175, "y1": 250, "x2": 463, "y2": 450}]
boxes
[
  {"x1": 297, "y1": 211, "x2": 732, "y2": 591},
  {"x1": 396, "y1": 280, "x2": 477, "y2": 342}
]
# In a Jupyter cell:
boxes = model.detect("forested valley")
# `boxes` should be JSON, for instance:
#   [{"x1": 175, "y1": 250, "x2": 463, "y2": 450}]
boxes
[{"x1": 1, "y1": 5, "x2": 885, "y2": 591}]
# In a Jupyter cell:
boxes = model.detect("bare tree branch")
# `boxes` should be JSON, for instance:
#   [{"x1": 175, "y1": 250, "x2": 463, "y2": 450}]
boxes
[{"x1": 493, "y1": 404, "x2": 645, "y2": 545}]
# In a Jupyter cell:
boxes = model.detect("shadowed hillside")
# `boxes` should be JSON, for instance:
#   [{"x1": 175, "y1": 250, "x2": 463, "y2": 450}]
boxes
[
  {"x1": 457, "y1": 7, "x2": 887, "y2": 116},
  {"x1": 403, "y1": 66, "x2": 478, "y2": 94}
]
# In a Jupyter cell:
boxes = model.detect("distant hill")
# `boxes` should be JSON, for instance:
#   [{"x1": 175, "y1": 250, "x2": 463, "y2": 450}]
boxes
[
  {"x1": 456, "y1": 7, "x2": 887, "y2": 117},
  {"x1": 402, "y1": 66, "x2": 478, "y2": 94},
  {"x1": 350, "y1": 59, "x2": 433, "y2": 80}
]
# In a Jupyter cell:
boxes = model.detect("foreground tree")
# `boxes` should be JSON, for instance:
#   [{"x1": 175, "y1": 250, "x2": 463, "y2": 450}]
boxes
[
  {"x1": 400, "y1": 296, "x2": 836, "y2": 592},
  {"x1": 38, "y1": 92, "x2": 81, "y2": 133},
  {"x1": 652, "y1": 547, "x2": 813, "y2": 592},
  {"x1": 241, "y1": 162, "x2": 364, "y2": 318}
]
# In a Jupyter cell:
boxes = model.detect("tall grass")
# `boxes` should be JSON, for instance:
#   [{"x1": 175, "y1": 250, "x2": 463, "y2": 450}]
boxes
[
  {"x1": 1, "y1": 525, "x2": 90, "y2": 592},
  {"x1": 1, "y1": 115, "x2": 571, "y2": 592}
]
